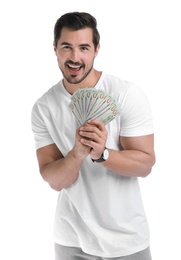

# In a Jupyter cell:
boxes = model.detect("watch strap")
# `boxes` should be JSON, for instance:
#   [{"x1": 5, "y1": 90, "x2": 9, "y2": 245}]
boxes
[{"x1": 91, "y1": 147, "x2": 108, "y2": 163}]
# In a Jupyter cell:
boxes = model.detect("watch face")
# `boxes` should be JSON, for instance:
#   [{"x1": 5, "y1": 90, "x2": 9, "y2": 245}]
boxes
[{"x1": 103, "y1": 148, "x2": 109, "y2": 160}]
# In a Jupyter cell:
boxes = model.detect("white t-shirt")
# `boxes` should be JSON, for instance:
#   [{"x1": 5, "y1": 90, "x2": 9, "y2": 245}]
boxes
[{"x1": 31, "y1": 72, "x2": 154, "y2": 257}]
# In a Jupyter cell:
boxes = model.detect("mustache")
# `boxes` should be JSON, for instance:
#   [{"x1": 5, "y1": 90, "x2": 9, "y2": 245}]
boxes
[{"x1": 65, "y1": 60, "x2": 84, "y2": 67}]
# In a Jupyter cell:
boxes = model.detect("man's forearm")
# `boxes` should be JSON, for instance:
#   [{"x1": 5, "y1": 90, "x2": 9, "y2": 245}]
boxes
[
  {"x1": 102, "y1": 149, "x2": 155, "y2": 177},
  {"x1": 40, "y1": 149, "x2": 84, "y2": 191}
]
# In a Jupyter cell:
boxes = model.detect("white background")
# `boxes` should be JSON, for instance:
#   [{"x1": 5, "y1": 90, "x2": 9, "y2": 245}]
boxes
[{"x1": 0, "y1": 0, "x2": 180, "y2": 259}]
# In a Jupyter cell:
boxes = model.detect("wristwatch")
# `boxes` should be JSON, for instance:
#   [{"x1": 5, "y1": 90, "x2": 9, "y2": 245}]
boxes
[{"x1": 91, "y1": 147, "x2": 109, "y2": 163}]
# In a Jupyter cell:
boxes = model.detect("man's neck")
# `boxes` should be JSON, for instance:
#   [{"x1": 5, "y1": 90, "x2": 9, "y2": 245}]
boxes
[{"x1": 63, "y1": 70, "x2": 102, "y2": 95}]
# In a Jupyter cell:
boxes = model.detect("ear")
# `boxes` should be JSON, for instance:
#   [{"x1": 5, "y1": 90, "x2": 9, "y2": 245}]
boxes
[
  {"x1": 53, "y1": 42, "x2": 57, "y2": 56},
  {"x1": 94, "y1": 43, "x2": 100, "y2": 57}
]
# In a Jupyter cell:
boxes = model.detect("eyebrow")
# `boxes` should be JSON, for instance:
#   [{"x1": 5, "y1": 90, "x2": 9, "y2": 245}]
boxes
[
  {"x1": 60, "y1": 42, "x2": 72, "y2": 46},
  {"x1": 60, "y1": 42, "x2": 91, "y2": 48}
]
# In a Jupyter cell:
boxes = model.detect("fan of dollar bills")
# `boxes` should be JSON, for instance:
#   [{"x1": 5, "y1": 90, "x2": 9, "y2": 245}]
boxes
[{"x1": 69, "y1": 88, "x2": 121, "y2": 126}]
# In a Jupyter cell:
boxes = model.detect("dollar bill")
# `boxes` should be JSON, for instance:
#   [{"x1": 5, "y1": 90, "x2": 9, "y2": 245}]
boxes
[{"x1": 69, "y1": 88, "x2": 121, "y2": 125}]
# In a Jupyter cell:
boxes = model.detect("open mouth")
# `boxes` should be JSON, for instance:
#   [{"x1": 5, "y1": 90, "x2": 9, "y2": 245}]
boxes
[{"x1": 66, "y1": 62, "x2": 83, "y2": 73}]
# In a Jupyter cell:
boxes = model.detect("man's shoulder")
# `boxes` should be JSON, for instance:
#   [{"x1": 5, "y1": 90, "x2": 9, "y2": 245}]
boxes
[
  {"x1": 35, "y1": 81, "x2": 62, "y2": 104},
  {"x1": 101, "y1": 72, "x2": 134, "y2": 96}
]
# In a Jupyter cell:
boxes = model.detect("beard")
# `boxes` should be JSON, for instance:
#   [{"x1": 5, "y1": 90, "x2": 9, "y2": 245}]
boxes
[
  {"x1": 63, "y1": 66, "x2": 93, "y2": 84},
  {"x1": 59, "y1": 59, "x2": 94, "y2": 84}
]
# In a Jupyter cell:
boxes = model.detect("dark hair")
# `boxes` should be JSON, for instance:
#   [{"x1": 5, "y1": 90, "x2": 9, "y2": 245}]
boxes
[{"x1": 54, "y1": 12, "x2": 100, "y2": 50}]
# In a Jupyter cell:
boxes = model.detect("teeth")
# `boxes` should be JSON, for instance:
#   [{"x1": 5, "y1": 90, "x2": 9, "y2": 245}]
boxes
[{"x1": 68, "y1": 64, "x2": 80, "y2": 69}]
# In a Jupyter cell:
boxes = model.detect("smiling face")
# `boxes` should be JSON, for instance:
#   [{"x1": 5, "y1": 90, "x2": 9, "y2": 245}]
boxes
[{"x1": 54, "y1": 27, "x2": 100, "y2": 89}]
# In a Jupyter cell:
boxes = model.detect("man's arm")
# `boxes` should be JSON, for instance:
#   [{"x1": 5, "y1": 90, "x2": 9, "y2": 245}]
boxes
[
  {"x1": 36, "y1": 128, "x2": 91, "y2": 191},
  {"x1": 103, "y1": 135, "x2": 155, "y2": 177},
  {"x1": 79, "y1": 120, "x2": 155, "y2": 177}
]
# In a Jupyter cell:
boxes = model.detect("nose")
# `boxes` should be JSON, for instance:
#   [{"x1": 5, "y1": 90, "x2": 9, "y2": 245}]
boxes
[{"x1": 70, "y1": 49, "x2": 79, "y2": 62}]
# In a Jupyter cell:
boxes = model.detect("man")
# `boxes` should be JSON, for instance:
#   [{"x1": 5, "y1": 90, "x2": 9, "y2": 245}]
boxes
[{"x1": 31, "y1": 12, "x2": 155, "y2": 260}]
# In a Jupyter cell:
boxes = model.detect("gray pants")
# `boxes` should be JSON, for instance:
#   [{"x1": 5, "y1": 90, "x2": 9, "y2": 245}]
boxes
[{"x1": 55, "y1": 244, "x2": 152, "y2": 260}]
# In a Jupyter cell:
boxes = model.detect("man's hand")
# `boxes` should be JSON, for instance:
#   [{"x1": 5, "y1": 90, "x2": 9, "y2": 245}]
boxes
[
  {"x1": 79, "y1": 119, "x2": 108, "y2": 160},
  {"x1": 73, "y1": 127, "x2": 92, "y2": 159}
]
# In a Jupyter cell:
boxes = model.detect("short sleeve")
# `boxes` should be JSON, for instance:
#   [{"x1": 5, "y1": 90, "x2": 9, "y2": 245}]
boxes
[
  {"x1": 120, "y1": 85, "x2": 154, "y2": 137},
  {"x1": 31, "y1": 102, "x2": 54, "y2": 150}
]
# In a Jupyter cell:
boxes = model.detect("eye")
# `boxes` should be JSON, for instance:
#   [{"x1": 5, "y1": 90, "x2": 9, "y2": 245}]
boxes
[
  {"x1": 63, "y1": 45, "x2": 71, "y2": 49},
  {"x1": 80, "y1": 44, "x2": 90, "y2": 51},
  {"x1": 81, "y1": 46, "x2": 89, "y2": 51}
]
